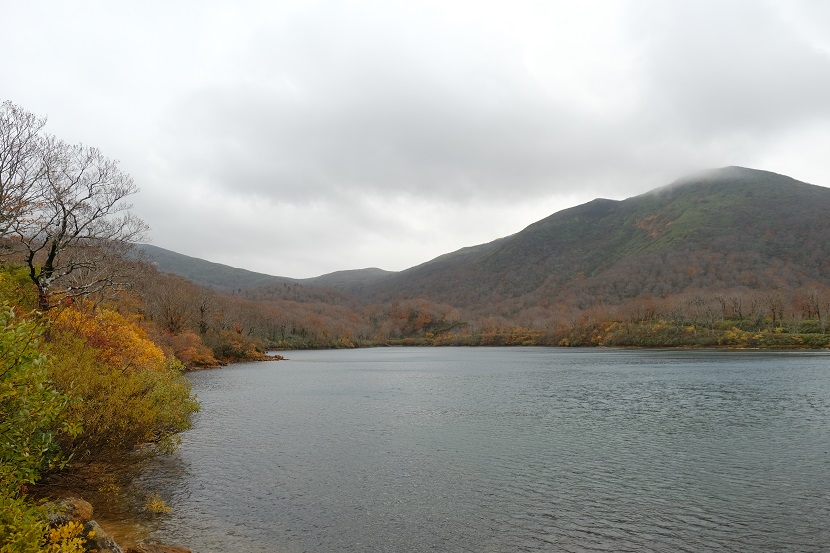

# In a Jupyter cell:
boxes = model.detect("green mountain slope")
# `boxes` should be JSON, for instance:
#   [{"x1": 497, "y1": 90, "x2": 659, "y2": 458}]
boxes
[
  {"x1": 140, "y1": 167, "x2": 830, "y2": 316},
  {"x1": 361, "y1": 167, "x2": 830, "y2": 309}
]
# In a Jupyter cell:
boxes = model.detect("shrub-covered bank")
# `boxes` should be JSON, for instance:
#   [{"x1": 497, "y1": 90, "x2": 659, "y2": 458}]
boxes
[
  {"x1": 0, "y1": 272, "x2": 198, "y2": 552},
  {"x1": 277, "y1": 320, "x2": 830, "y2": 350}
]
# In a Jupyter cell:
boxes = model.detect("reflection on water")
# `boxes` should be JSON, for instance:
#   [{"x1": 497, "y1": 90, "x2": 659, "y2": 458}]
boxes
[{"x1": 139, "y1": 348, "x2": 830, "y2": 552}]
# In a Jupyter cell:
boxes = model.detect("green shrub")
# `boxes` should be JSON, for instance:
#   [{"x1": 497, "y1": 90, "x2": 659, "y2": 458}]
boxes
[
  {"x1": 0, "y1": 493, "x2": 49, "y2": 553},
  {"x1": 0, "y1": 306, "x2": 74, "y2": 491},
  {"x1": 0, "y1": 306, "x2": 77, "y2": 553},
  {"x1": 0, "y1": 267, "x2": 37, "y2": 311},
  {"x1": 796, "y1": 334, "x2": 830, "y2": 348}
]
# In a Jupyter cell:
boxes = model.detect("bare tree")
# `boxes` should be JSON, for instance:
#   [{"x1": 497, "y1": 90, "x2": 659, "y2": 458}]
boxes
[
  {"x1": 8, "y1": 135, "x2": 148, "y2": 310},
  {"x1": 764, "y1": 292, "x2": 785, "y2": 331},
  {"x1": 140, "y1": 267, "x2": 220, "y2": 336},
  {"x1": 61, "y1": 240, "x2": 152, "y2": 311},
  {"x1": 0, "y1": 101, "x2": 46, "y2": 240},
  {"x1": 194, "y1": 286, "x2": 218, "y2": 335},
  {"x1": 805, "y1": 287, "x2": 828, "y2": 334}
]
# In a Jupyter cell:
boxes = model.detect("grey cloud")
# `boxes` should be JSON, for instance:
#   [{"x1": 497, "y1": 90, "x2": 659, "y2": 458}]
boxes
[
  {"x1": 4, "y1": 0, "x2": 830, "y2": 277},
  {"x1": 631, "y1": 0, "x2": 830, "y2": 135},
  {"x1": 156, "y1": 0, "x2": 830, "y2": 219},
  {"x1": 154, "y1": 3, "x2": 630, "y2": 205}
]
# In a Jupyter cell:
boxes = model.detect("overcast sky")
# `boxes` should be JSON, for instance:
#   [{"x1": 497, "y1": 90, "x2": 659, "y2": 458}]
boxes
[{"x1": 3, "y1": 1, "x2": 830, "y2": 277}]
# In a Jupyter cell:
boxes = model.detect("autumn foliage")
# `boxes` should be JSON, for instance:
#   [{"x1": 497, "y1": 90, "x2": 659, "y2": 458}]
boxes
[
  {"x1": 0, "y1": 270, "x2": 198, "y2": 552},
  {"x1": 44, "y1": 305, "x2": 198, "y2": 462},
  {"x1": 52, "y1": 304, "x2": 167, "y2": 372}
]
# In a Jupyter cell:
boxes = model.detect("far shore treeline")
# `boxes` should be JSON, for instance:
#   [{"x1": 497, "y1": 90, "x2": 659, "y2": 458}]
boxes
[{"x1": 2, "y1": 100, "x2": 830, "y2": 550}]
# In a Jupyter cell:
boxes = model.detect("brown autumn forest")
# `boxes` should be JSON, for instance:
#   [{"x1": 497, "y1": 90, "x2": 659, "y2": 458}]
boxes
[{"x1": 134, "y1": 166, "x2": 830, "y2": 356}]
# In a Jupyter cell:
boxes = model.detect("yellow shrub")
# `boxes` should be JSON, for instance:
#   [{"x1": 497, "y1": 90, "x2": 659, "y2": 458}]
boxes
[
  {"x1": 47, "y1": 305, "x2": 199, "y2": 461},
  {"x1": 45, "y1": 521, "x2": 88, "y2": 553},
  {"x1": 145, "y1": 492, "x2": 173, "y2": 514},
  {"x1": 53, "y1": 306, "x2": 166, "y2": 372}
]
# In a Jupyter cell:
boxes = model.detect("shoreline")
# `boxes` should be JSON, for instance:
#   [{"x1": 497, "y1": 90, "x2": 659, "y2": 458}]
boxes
[{"x1": 46, "y1": 343, "x2": 827, "y2": 551}]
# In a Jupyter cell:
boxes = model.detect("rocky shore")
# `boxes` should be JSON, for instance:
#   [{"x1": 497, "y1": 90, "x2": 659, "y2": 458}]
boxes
[{"x1": 47, "y1": 497, "x2": 190, "y2": 553}]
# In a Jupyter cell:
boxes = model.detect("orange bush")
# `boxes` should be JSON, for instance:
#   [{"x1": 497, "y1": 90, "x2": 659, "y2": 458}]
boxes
[
  {"x1": 155, "y1": 330, "x2": 219, "y2": 368},
  {"x1": 52, "y1": 305, "x2": 167, "y2": 372}
]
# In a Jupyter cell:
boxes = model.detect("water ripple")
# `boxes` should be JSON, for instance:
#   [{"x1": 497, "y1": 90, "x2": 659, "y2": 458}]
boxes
[{"x1": 139, "y1": 348, "x2": 830, "y2": 552}]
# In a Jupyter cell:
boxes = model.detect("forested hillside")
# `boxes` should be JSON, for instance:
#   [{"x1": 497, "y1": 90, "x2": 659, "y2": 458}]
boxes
[
  {"x1": 360, "y1": 166, "x2": 830, "y2": 311},
  {"x1": 143, "y1": 165, "x2": 830, "y2": 350},
  {"x1": 136, "y1": 243, "x2": 295, "y2": 291},
  {"x1": 145, "y1": 167, "x2": 830, "y2": 317}
]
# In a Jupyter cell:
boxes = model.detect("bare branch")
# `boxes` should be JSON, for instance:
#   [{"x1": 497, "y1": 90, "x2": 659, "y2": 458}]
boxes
[
  {"x1": 0, "y1": 101, "x2": 47, "y2": 238},
  {"x1": 0, "y1": 102, "x2": 149, "y2": 310}
]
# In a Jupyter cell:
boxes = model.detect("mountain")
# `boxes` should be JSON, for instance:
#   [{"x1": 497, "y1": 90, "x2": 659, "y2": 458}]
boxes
[
  {"x1": 135, "y1": 243, "x2": 295, "y2": 290},
  {"x1": 357, "y1": 166, "x2": 830, "y2": 310},
  {"x1": 303, "y1": 268, "x2": 396, "y2": 290},
  {"x1": 136, "y1": 243, "x2": 394, "y2": 292},
  {"x1": 139, "y1": 167, "x2": 830, "y2": 315}
]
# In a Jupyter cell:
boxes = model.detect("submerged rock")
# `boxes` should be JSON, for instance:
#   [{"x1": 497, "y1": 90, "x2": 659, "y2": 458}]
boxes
[
  {"x1": 84, "y1": 519, "x2": 124, "y2": 553},
  {"x1": 47, "y1": 496, "x2": 94, "y2": 527},
  {"x1": 44, "y1": 495, "x2": 189, "y2": 553}
]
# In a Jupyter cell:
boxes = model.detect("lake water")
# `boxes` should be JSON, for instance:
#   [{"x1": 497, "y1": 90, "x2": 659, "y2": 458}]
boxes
[{"x1": 138, "y1": 347, "x2": 830, "y2": 552}]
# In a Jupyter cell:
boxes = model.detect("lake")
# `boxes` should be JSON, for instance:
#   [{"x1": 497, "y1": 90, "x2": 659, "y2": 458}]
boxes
[{"x1": 138, "y1": 347, "x2": 830, "y2": 552}]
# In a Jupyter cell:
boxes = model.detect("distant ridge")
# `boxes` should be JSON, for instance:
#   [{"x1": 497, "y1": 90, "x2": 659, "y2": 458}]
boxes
[
  {"x1": 139, "y1": 167, "x2": 830, "y2": 313},
  {"x1": 136, "y1": 244, "x2": 397, "y2": 292},
  {"x1": 136, "y1": 244, "x2": 294, "y2": 290},
  {"x1": 303, "y1": 267, "x2": 395, "y2": 290}
]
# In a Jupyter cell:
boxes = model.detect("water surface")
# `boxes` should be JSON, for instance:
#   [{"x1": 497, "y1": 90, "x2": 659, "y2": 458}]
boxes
[{"x1": 140, "y1": 347, "x2": 830, "y2": 552}]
